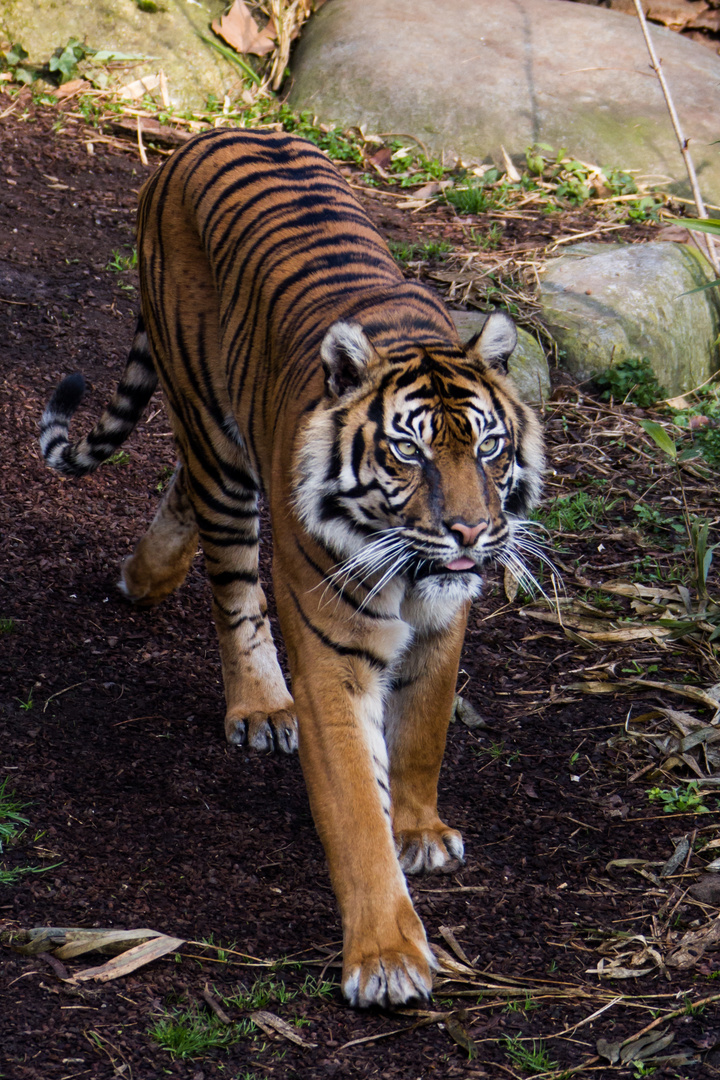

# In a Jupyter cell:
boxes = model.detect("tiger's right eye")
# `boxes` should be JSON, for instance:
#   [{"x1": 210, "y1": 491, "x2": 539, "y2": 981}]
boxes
[{"x1": 392, "y1": 439, "x2": 421, "y2": 460}]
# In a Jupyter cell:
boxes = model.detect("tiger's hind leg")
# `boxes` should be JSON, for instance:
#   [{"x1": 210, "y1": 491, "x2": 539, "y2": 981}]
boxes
[{"x1": 119, "y1": 463, "x2": 199, "y2": 606}]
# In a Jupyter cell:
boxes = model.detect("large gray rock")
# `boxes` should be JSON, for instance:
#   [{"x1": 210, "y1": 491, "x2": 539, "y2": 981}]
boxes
[
  {"x1": 536, "y1": 242, "x2": 720, "y2": 394},
  {"x1": 289, "y1": 0, "x2": 720, "y2": 204},
  {"x1": 452, "y1": 311, "x2": 550, "y2": 406},
  {"x1": 0, "y1": 0, "x2": 233, "y2": 112}
]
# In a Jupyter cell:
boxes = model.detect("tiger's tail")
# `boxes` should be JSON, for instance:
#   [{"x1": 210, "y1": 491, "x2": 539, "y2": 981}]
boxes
[{"x1": 39, "y1": 317, "x2": 158, "y2": 477}]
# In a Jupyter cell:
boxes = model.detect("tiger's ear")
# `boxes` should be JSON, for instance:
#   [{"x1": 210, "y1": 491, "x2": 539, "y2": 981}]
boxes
[
  {"x1": 465, "y1": 311, "x2": 517, "y2": 373},
  {"x1": 321, "y1": 321, "x2": 376, "y2": 399}
]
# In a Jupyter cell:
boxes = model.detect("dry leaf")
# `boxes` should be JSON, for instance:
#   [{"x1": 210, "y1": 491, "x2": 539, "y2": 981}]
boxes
[
  {"x1": 430, "y1": 943, "x2": 477, "y2": 979},
  {"x1": 367, "y1": 147, "x2": 392, "y2": 171},
  {"x1": 597, "y1": 1036, "x2": 623, "y2": 1063},
  {"x1": 620, "y1": 1030, "x2": 675, "y2": 1062},
  {"x1": 503, "y1": 564, "x2": 520, "y2": 602},
  {"x1": 68, "y1": 934, "x2": 186, "y2": 983},
  {"x1": 690, "y1": 876, "x2": 720, "y2": 904},
  {"x1": 120, "y1": 74, "x2": 162, "y2": 100},
  {"x1": 666, "y1": 918, "x2": 720, "y2": 969},
  {"x1": 500, "y1": 145, "x2": 521, "y2": 182},
  {"x1": 411, "y1": 182, "x2": 442, "y2": 201},
  {"x1": 250, "y1": 1009, "x2": 317, "y2": 1047},
  {"x1": 444, "y1": 1014, "x2": 477, "y2": 1057},
  {"x1": 660, "y1": 835, "x2": 690, "y2": 878},
  {"x1": 452, "y1": 695, "x2": 491, "y2": 730},
  {"x1": 54, "y1": 79, "x2": 90, "y2": 100},
  {"x1": 212, "y1": 0, "x2": 277, "y2": 57},
  {"x1": 438, "y1": 925, "x2": 472, "y2": 966},
  {"x1": 11, "y1": 926, "x2": 166, "y2": 958},
  {"x1": 657, "y1": 225, "x2": 691, "y2": 245}
]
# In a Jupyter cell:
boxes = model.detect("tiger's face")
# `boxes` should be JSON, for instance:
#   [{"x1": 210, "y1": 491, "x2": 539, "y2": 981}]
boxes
[{"x1": 295, "y1": 314, "x2": 544, "y2": 624}]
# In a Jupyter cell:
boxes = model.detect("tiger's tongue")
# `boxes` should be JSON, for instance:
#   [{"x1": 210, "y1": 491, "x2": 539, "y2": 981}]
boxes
[{"x1": 445, "y1": 557, "x2": 475, "y2": 571}]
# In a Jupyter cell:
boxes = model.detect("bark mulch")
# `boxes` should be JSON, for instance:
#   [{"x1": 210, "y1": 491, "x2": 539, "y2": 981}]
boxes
[{"x1": 1, "y1": 93, "x2": 719, "y2": 1080}]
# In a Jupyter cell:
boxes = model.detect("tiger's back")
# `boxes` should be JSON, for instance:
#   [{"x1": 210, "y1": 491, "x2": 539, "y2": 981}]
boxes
[
  {"x1": 41, "y1": 129, "x2": 544, "y2": 1010},
  {"x1": 138, "y1": 128, "x2": 459, "y2": 483}
]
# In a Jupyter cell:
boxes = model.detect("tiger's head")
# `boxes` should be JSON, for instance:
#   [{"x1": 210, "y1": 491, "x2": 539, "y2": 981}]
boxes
[{"x1": 294, "y1": 312, "x2": 544, "y2": 625}]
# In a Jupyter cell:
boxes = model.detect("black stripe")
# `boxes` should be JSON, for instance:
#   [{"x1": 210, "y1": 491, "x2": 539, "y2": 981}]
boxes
[
  {"x1": 288, "y1": 587, "x2": 386, "y2": 671},
  {"x1": 208, "y1": 569, "x2": 259, "y2": 587}
]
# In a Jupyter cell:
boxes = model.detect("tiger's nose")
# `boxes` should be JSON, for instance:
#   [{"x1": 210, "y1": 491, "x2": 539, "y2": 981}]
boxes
[{"x1": 448, "y1": 519, "x2": 488, "y2": 546}]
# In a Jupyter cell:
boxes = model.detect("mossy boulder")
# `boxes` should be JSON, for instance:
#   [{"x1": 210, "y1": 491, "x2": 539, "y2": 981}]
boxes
[
  {"x1": 289, "y1": 0, "x2": 720, "y2": 204},
  {"x1": 536, "y1": 242, "x2": 720, "y2": 395},
  {"x1": 0, "y1": 0, "x2": 235, "y2": 112}
]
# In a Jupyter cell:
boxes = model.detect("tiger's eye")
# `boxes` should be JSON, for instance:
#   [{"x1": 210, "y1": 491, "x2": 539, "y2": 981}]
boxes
[
  {"x1": 392, "y1": 439, "x2": 421, "y2": 460},
  {"x1": 478, "y1": 436, "x2": 500, "y2": 455}
]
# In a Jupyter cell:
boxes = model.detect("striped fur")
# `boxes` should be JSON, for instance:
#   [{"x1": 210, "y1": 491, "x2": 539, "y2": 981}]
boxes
[{"x1": 40, "y1": 130, "x2": 544, "y2": 1009}]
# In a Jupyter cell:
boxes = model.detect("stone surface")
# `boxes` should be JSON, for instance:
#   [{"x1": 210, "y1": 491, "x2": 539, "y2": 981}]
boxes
[
  {"x1": 289, "y1": 0, "x2": 720, "y2": 204},
  {"x1": 0, "y1": 0, "x2": 234, "y2": 112},
  {"x1": 451, "y1": 310, "x2": 551, "y2": 405},
  {"x1": 536, "y1": 241, "x2": 720, "y2": 394}
]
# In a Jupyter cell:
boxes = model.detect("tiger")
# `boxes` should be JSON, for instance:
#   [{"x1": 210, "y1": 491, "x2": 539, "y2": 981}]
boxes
[{"x1": 40, "y1": 128, "x2": 544, "y2": 1009}]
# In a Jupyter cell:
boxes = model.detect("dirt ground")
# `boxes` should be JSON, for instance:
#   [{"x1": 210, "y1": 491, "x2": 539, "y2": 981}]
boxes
[{"x1": 1, "y1": 93, "x2": 720, "y2": 1080}]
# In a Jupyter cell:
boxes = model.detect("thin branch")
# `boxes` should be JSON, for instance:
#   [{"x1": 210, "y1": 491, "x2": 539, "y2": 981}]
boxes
[{"x1": 631, "y1": 0, "x2": 719, "y2": 274}]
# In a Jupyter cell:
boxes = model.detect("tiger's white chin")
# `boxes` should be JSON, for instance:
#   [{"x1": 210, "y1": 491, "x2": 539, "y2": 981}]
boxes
[{"x1": 403, "y1": 570, "x2": 484, "y2": 631}]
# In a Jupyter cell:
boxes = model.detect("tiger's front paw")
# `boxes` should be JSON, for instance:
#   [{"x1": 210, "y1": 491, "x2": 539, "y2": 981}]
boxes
[
  {"x1": 342, "y1": 909, "x2": 435, "y2": 1008},
  {"x1": 225, "y1": 708, "x2": 298, "y2": 754},
  {"x1": 343, "y1": 949, "x2": 433, "y2": 1009},
  {"x1": 396, "y1": 825, "x2": 464, "y2": 875}
]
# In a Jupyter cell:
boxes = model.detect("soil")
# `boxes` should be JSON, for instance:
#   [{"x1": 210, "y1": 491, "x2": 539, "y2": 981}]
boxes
[{"x1": 1, "y1": 93, "x2": 719, "y2": 1080}]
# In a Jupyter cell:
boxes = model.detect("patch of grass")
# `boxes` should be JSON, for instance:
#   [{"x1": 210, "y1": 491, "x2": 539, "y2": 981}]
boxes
[
  {"x1": 0, "y1": 863, "x2": 57, "y2": 885},
  {"x1": 504, "y1": 994, "x2": 540, "y2": 1013},
  {"x1": 581, "y1": 590, "x2": 622, "y2": 612},
  {"x1": 149, "y1": 1005, "x2": 252, "y2": 1059},
  {"x1": 646, "y1": 780, "x2": 713, "y2": 814},
  {"x1": 0, "y1": 779, "x2": 29, "y2": 851},
  {"x1": 106, "y1": 247, "x2": 137, "y2": 274},
  {"x1": 196, "y1": 933, "x2": 238, "y2": 963},
  {"x1": 622, "y1": 660, "x2": 659, "y2": 676},
  {"x1": 156, "y1": 464, "x2": 175, "y2": 493},
  {"x1": 630, "y1": 556, "x2": 685, "y2": 585},
  {"x1": 445, "y1": 171, "x2": 505, "y2": 214},
  {"x1": 107, "y1": 450, "x2": 130, "y2": 467},
  {"x1": 0, "y1": 618, "x2": 15, "y2": 634},
  {"x1": 225, "y1": 974, "x2": 296, "y2": 1010},
  {"x1": 387, "y1": 238, "x2": 452, "y2": 266},
  {"x1": 472, "y1": 740, "x2": 507, "y2": 761},
  {"x1": 277, "y1": 106, "x2": 365, "y2": 166},
  {"x1": 593, "y1": 357, "x2": 667, "y2": 408},
  {"x1": 503, "y1": 1035, "x2": 558, "y2": 1075},
  {"x1": 670, "y1": 383, "x2": 720, "y2": 469},
  {"x1": 683, "y1": 995, "x2": 707, "y2": 1017},
  {"x1": 15, "y1": 689, "x2": 33, "y2": 712},
  {"x1": 470, "y1": 223, "x2": 504, "y2": 250},
  {"x1": 534, "y1": 490, "x2": 617, "y2": 533},
  {"x1": 526, "y1": 144, "x2": 663, "y2": 220},
  {"x1": 632, "y1": 1063, "x2": 658, "y2": 1079},
  {"x1": 0, "y1": 779, "x2": 61, "y2": 886},
  {"x1": 149, "y1": 971, "x2": 326, "y2": 1062},
  {"x1": 300, "y1": 974, "x2": 335, "y2": 1000},
  {"x1": 632, "y1": 502, "x2": 685, "y2": 541}
]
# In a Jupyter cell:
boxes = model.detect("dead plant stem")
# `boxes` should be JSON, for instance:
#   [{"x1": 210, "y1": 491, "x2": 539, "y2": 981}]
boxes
[{"x1": 631, "y1": 0, "x2": 719, "y2": 273}]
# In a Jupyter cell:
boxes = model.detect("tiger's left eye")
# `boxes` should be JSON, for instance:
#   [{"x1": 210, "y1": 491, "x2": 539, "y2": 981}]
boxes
[
  {"x1": 478, "y1": 436, "x2": 501, "y2": 456},
  {"x1": 392, "y1": 439, "x2": 421, "y2": 460}
]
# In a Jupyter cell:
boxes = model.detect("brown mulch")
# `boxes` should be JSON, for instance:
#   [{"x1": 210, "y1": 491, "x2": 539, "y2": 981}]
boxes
[{"x1": 1, "y1": 94, "x2": 719, "y2": 1080}]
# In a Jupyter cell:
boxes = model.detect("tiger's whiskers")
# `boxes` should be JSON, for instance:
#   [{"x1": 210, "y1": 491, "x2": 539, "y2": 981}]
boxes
[
  {"x1": 318, "y1": 528, "x2": 412, "y2": 611},
  {"x1": 499, "y1": 518, "x2": 564, "y2": 601}
]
